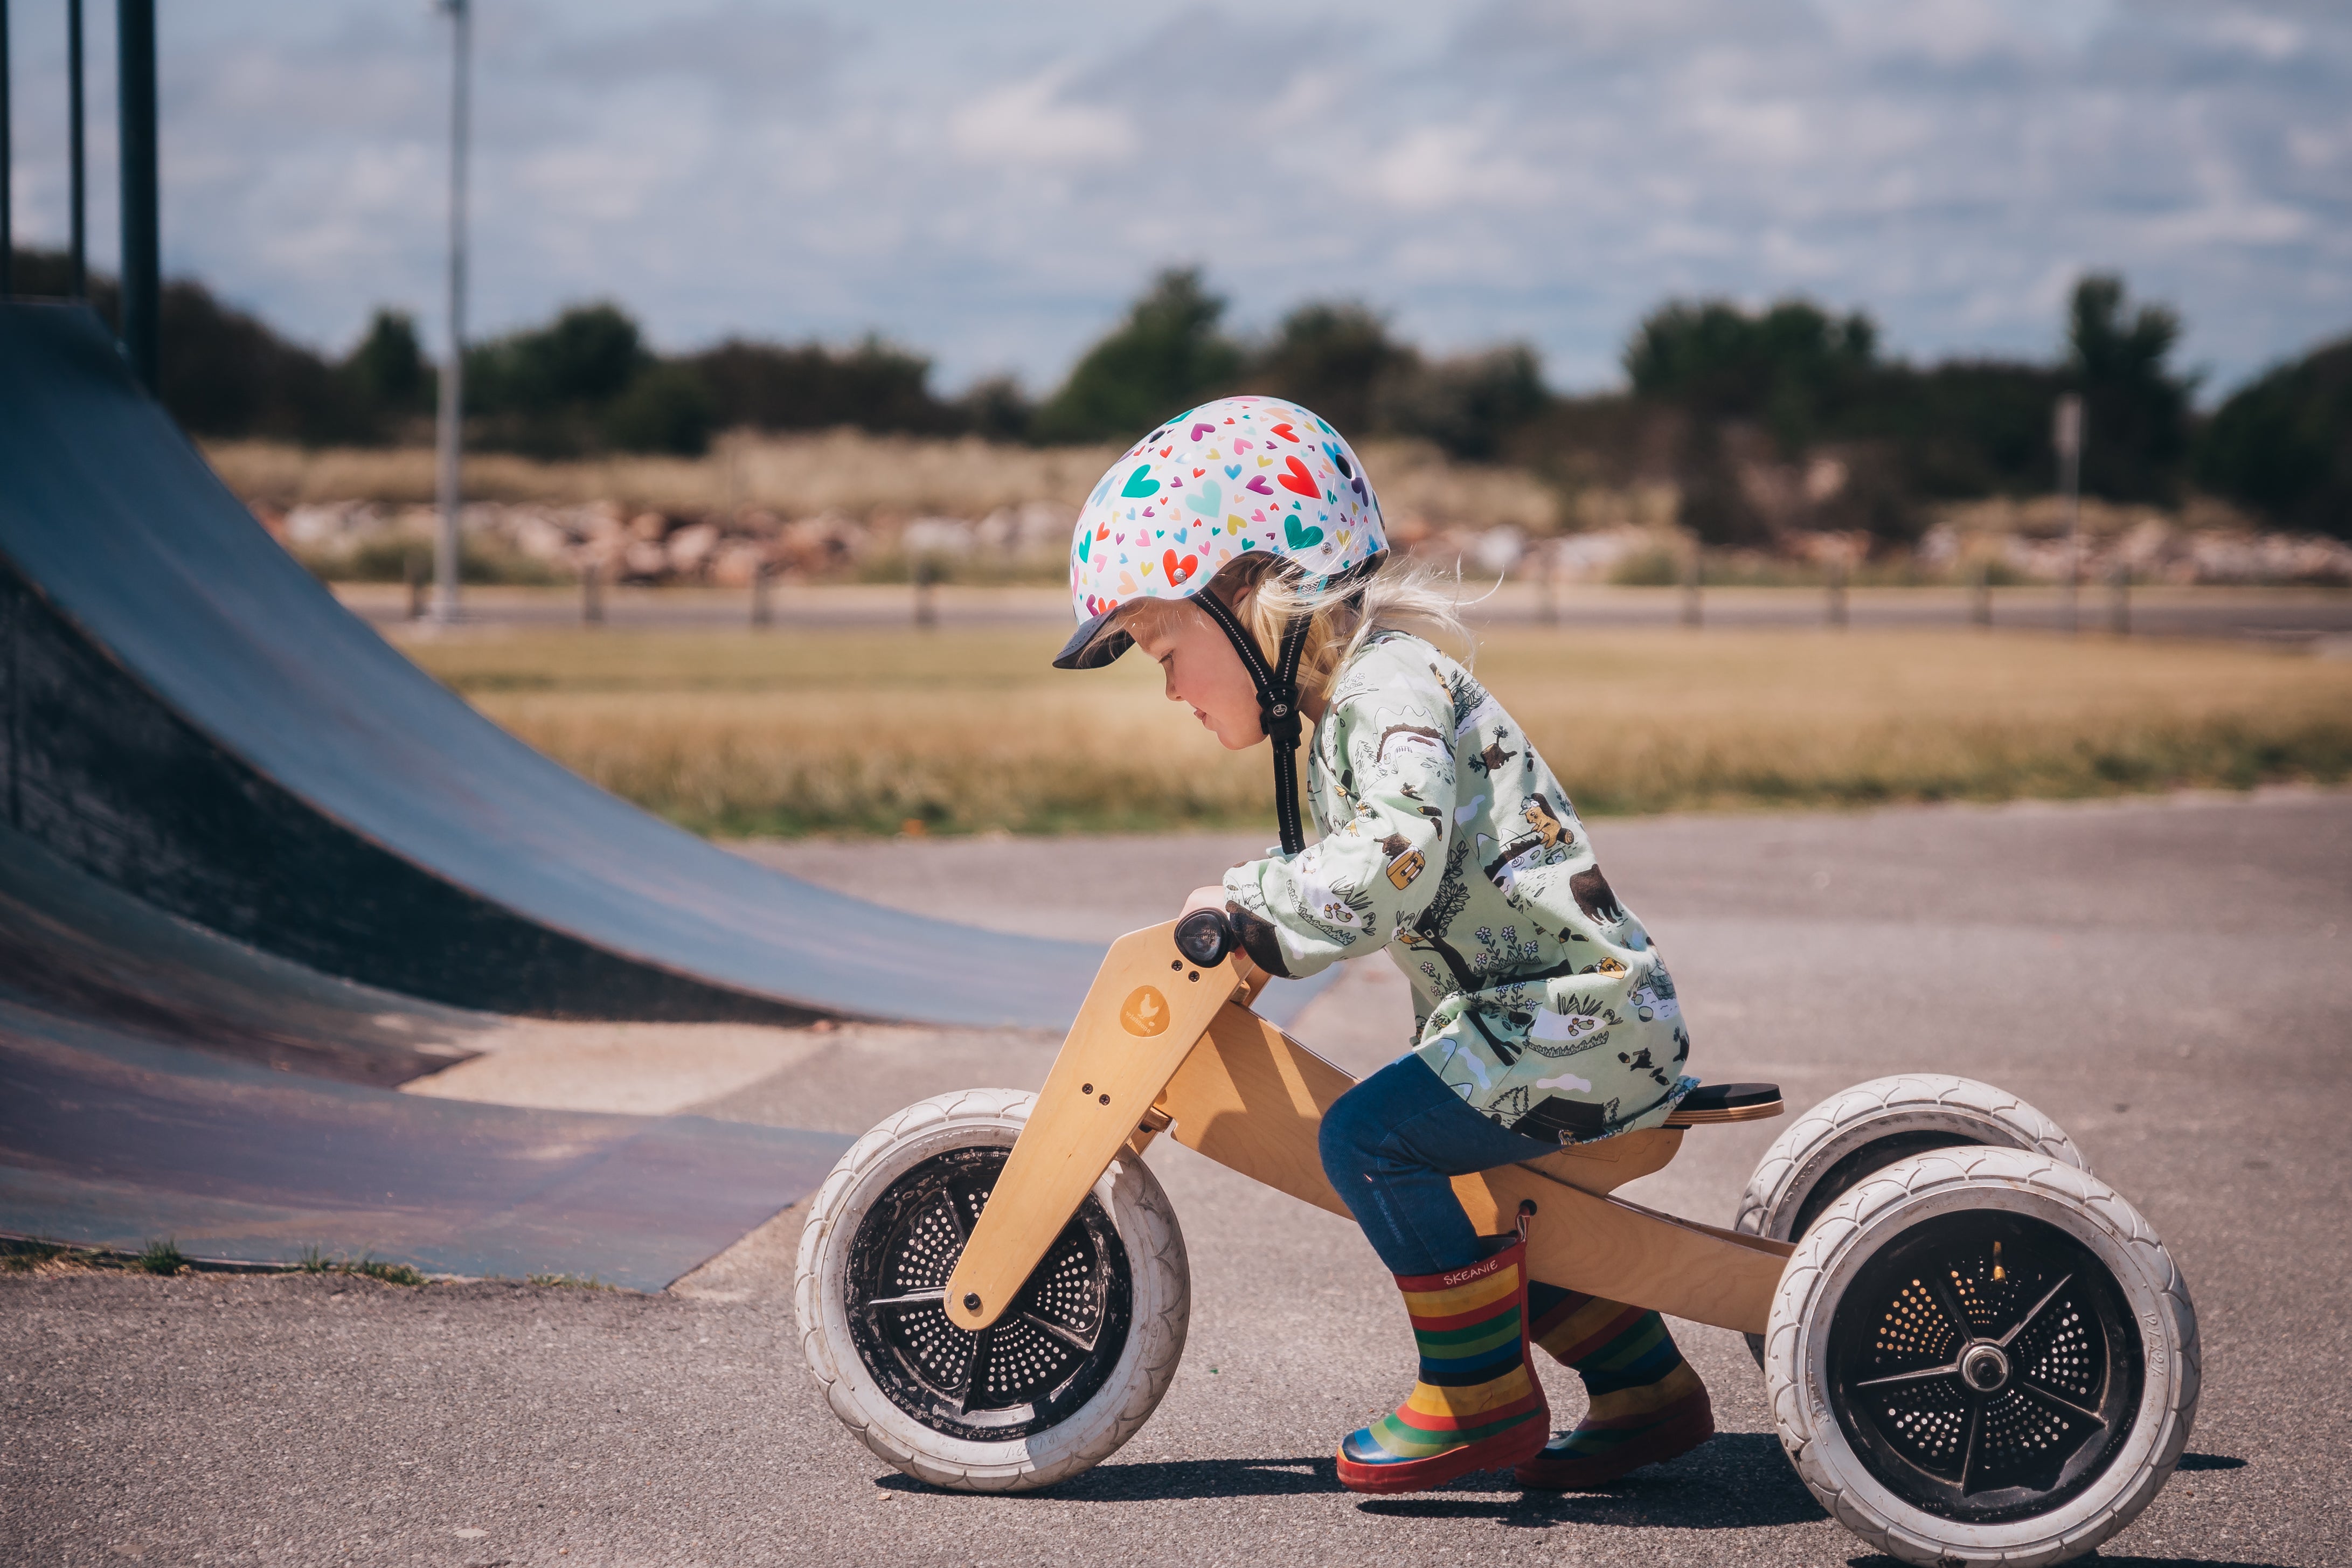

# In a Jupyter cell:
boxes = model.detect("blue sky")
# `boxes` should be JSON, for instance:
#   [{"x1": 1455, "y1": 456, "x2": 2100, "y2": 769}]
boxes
[{"x1": 5, "y1": 0, "x2": 2347, "y2": 399}]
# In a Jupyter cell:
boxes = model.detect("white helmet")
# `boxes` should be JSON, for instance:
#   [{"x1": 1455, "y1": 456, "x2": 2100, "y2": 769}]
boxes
[
  {"x1": 1053, "y1": 394, "x2": 1386, "y2": 672},
  {"x1": 1053, "y1": 394, "x2": 1387, "y2": 855}
]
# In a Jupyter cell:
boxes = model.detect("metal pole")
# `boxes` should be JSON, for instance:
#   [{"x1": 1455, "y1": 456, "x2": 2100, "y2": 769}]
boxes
[
  {"x1": 2053, "y1": 393, "x2": 2084, "y2": 636},
  {"x1": 431, "y1": 0, "x2": 470, "y2": 623},
  {"x1": 1971, "y1": 559, "x2": 1992, "y2": 629},
  {"x1": 1679, "y1": 539, "x2": 1702, "y2": 629},
  {"x1": 117, "y1": 0, "x2": 157, "y2": 387},
  {"x1": 2, "y1": 0, "x2": 13, "y2": 299},
  {"x1": 68, "y1": 0, "x2": 86, "y2": 297},
  {"x1": 1826, "y1": 558, "x2": 1848, "y2": 629}
]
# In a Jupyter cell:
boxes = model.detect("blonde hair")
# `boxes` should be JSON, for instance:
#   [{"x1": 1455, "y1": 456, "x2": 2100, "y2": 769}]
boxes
[{"x1": 1119, "y1": 552, "x2": 1473, "y2": 703}]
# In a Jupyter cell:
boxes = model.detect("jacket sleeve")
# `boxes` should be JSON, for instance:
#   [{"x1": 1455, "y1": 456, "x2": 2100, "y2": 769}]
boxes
[{"x1": 1221, "y1": 649, "x2": 1457, "y2": 979}]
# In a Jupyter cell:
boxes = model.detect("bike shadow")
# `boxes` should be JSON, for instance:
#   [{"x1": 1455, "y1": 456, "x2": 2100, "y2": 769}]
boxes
[
  {"x1": 1355, "y1": 1433, "x2": 1825, "y2": 1530},
  {"x1": 875, "y1": 1431, "x2": 1822, "y2": 1525},
  {"x1": 877, "y1": 1454, "x2": 1336, "y2": 1501}
]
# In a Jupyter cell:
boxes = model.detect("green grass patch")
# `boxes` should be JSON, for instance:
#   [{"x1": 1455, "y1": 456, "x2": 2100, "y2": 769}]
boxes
[
  {"x1": 526, "y1": 1273, "x2": 614, "y2": 1290},
  {"x1": 296, "y1": 1246, "x2": 427, "y2": 1286},
  {"x1": 131, "y1": 1238, "x2": 189, "y2": 1275}
]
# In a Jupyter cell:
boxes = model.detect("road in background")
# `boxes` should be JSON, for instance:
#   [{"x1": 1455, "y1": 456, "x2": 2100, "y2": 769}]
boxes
[
  {"x1": 6, "y1": 789, "x2": 2345, "y2": 1567},
  {"x1": 339, "y1": 579, "x2": 2352, "y2": 649}
]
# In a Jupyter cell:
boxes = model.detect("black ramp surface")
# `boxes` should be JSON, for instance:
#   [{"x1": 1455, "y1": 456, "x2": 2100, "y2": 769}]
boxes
[
  {"x1": 0, "y1": 1005, "x2": 850, "y2": 1288},
  {"x1": 0, "y1": 301, "x2": 1099, "y2": 1029},
  {"x1": 0, "y1": 820, "x2": 493, "y2": 1086},
  {"x1": 0, "y1": 802, "x2": 846, "y2": 1285}
]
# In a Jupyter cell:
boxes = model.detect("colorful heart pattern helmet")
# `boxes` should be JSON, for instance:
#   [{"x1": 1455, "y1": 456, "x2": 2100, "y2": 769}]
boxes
[{"x1": 1057, "y1": 395, "x2": 1387, "y2": 668}]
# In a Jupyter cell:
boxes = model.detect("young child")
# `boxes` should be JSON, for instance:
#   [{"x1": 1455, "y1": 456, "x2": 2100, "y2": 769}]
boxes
[{"x1": 1054, "y1": 395, "x2": 1712, "y2": 1496}]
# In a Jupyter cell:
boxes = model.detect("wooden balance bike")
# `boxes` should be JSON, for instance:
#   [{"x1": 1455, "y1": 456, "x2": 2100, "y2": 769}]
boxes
[{"x1": 796, "y1": 913, "x2": 2198, "y2": 1567}]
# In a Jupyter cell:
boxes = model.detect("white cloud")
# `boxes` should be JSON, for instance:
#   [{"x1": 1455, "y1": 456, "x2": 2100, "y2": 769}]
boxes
[
  {"x1": 950, "y1": 72, "x2": 1137, "y2": 171},
  {"x1": 0, "y1": 0, "x2": 2342, "y2": 395}
]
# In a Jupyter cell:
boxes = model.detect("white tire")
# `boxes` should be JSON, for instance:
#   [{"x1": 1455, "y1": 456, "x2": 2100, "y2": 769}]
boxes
[
  {"x1": 794, "y1": 1088, "x2": 1189, "y2": 1492},
  {"x1": 1765, "y1": 1146, "x2": 2198, "y2": 1567},
  {"x1": 1734, "y1": 1074, "x2": 2088, "y2": 1364}
]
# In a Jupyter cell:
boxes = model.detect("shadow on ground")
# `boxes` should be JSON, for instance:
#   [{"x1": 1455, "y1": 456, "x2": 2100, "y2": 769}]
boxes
[
  {"x1": 874, "y1": 1431, "x2": 1823, "y2": 1529},
  {"x1": 1355, "y1": 1434, "x2": 1823, "y2": 1530}
]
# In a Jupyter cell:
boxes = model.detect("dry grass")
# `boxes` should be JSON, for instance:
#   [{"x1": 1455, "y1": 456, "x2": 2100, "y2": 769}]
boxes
[
  {"x1": 397, "y1": 625, "x2": 2352, "y2": 837},
  {"x1": 205, "y1": 432, "x2": 1560, "y2": 530}
]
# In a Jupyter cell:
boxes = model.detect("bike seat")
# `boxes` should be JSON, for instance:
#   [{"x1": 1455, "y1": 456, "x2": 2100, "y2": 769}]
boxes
[{"x1": 1663, "y1": 1082, "x2": 1784, "y2": 1127}]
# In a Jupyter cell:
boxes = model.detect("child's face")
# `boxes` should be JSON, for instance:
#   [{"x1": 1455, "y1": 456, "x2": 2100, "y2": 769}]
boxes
[{"x1": 1129, "y1": 600, "x2": 1266, "y2": 751}]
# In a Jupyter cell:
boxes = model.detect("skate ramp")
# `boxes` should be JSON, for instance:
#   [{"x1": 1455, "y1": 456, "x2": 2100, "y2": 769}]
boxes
[
  {"x1": 0, "y1": 301, "x2": 1099, "y2": 1029},
  {"x1": 0, "y1": 820, "x2": 491, "y2": 1087},
  {"x1": 0, "y1": 823, "x2": 847, "y2": 1285},
  {"x1": 0, "y1": 1009, "x2": 848, "y2": 1289}
]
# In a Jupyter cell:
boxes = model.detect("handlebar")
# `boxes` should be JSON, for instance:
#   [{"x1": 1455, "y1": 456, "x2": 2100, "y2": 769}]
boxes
[{"x1": 1173, "y1": 907, "x2": 1236, "y2": 969}]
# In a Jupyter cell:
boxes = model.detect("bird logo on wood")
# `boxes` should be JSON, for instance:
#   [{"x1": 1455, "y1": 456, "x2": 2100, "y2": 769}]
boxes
[{"x1": 1119, "y1": 986, "x2": 1171, "y2": 1037}]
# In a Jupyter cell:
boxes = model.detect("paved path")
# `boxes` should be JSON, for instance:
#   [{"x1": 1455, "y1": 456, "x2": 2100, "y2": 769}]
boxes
[
  {"x1": 343, "y1": 580, "x2": 2352, "y2": 650},
  {"x1": 6, "y1": 790, "x2": 2347, "y2": 1567}
]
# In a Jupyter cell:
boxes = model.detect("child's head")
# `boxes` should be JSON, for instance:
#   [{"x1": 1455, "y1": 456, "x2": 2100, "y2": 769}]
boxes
[
  {"x1": 1121, "y1": 553, "x2": 1469, "y2": 748},
  {"x1": 1054, "y1": 394, "x2": 1468, "y2": 749}
]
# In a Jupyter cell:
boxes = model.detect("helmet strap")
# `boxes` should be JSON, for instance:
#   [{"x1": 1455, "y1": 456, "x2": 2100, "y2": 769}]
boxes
[{"x1": 1194, "y1": 586, "x2": 1313, "y2": 856}]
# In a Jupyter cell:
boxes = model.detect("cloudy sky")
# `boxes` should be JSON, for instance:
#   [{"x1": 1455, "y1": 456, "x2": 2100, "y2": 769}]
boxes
[{"x1": 5, "y1": 0, "x2": 2347, "y2": 399}]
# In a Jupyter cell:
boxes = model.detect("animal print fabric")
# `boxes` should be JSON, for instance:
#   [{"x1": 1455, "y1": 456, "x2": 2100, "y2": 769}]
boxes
[{"x1": 1223, "y1": 633, "x2": 1693, "y2": 1144}]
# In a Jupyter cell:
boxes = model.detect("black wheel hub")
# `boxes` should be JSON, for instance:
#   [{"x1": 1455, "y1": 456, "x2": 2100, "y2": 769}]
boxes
[
  {"x1": 1828, "y1": 1210, "x2": 2141, "y2": 1522},
  {"x1": 843, "y1": 1144, "x2": 1133, "y2": 1444}
]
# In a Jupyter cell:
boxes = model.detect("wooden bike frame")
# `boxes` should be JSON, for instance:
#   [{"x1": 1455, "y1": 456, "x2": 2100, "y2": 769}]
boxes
[{"x1": 944, "y1": 921, "x2": 1793, "y2": 1336}]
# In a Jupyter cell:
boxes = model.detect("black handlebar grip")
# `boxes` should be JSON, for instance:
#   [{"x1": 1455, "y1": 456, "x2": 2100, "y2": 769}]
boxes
[{"x1": 1173, "y1": 908, "x2": 1234, "y2": 969}]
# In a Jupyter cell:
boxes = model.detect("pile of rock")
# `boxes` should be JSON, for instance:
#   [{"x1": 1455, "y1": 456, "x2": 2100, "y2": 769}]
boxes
[
  {"x1": 269, "y1": 498, "x2": 1081, "y2": 585},
  {"x1": 1918, "y1": 513, "x2": 2352, "y2": 585}
]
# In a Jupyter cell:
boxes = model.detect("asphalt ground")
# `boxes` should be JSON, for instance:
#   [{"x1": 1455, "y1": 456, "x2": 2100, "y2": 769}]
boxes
[
  {"x1": 5, "y1": 789, "x2": 2348, "y2": 1567},
  {"x1": 339, "y1": 580, "x2": 2352, "y2": 651}
]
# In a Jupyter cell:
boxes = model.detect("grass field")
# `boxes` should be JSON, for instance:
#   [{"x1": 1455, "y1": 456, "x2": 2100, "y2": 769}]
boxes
[{"x1": 398, "y1": 625, "x2": 2352, "y2": 838}]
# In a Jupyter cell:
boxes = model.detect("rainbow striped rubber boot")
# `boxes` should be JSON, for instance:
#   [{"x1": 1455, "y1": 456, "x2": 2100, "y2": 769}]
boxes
[
  {"x1": 1335, "y1": 1232, "x2": 1550, "y2": 1494},
  {"x1": 1513, "y1": 1285, "x2": 1713, "y2": 1489}
]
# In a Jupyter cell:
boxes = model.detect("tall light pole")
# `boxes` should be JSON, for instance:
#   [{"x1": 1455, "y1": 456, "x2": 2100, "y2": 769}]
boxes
[
  {"x1": 2053, "y1": 393, "x2": 2084, "y2": 636},
  {"x1": 432, "y1": 0, "x2": 471, "y2": 623},
  {"x1": 70, "y1": 0, "x2": 88, "y2": 299},
  {"x1": 118, "y1": 0, "x2": 158, "y2": 388}
]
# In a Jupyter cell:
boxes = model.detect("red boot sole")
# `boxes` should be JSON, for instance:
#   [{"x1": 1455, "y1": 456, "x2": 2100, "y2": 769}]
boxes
[
  {"x1": 1513, "y1": 1404, "x2": 1715, "y2": 1490},
  {"x1": 1337, "y1": 1416, "x2": 1550, "y2": 1495}
]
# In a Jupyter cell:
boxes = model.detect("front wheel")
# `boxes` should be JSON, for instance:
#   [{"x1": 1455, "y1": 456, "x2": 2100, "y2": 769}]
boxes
[
  {"x1": 794, "y1": 1088, "x2": 1190, "y2": 1491},
  {"x1": 1765, "y1": 1145, "x2": 2198, "y2": 1567}
]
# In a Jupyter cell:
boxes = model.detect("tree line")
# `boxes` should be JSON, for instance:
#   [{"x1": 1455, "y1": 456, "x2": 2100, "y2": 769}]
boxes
[{"x1": 9, "y1": 247, "x2": 2347, "y2": 542}]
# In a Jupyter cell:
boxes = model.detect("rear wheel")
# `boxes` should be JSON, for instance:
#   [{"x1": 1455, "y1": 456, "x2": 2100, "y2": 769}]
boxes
[
  {"x1": 795, "y1": 1088, "x2": 1189, "y2": 1491},
  {"x1": 1765, "y1": 1146, "x2": 2197, "y2": 1567},
  {"x1": 1735, "y1": 1075, "x2": 2089, "y2": 1363}
]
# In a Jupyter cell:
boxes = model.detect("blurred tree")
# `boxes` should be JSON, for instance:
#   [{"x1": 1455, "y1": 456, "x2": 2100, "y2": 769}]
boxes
[
  {"x1": 954, "y1": 373, "x2": 1034, "y2": 442},
  {"x1": 1625, "y1": 298, "x2": 1878, "y2": 453},
  {"x1": 151, "y1": 276, "x2": 374, "y2": 445},
  {"x1": 2065, "y1": 274, "x2": 2194, "y2": 503},
  {"x1": 1251, "y1": 301, "x2": 1416, "y2": 440},
  {"x1": 343, "y1": 309, "x2": 434, "y2": 417},
  {"x1": 2195, "y1": 335, "x2": 2352, "y2": 539},
  {"x1": 1378, "y1": 344, "x2": 1549, "y2": 461},
  {"x1": 1846, "y1": 360, "x2": 2068, "y2": 498},
  {"x1": 466, "y1": 302, "x2": 648, "y2": 416},
  {"x1": 688, "y1": 335, "x2": 955, "y2": 435},
  {"x1": 601, "y1": 362, "x2": 719, "y2": 456},
  {"x1": 1032, "y1": 268, "x2": 1245, "y2": 443}
]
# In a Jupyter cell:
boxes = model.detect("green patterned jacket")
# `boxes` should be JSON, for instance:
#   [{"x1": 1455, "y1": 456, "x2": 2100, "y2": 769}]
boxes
[{"x1": 1222, "y1": 632, "x2": 1694, "y2": 1143}]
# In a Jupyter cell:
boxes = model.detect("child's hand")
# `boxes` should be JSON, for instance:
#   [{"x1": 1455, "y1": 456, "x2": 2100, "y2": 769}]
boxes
[{"x1": 1180, "y1": 885, "x2": 1227, "y2": 919}]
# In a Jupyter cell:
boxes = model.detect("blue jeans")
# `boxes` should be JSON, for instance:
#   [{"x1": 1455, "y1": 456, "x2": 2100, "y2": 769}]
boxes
[{"x1": 1318, "y1": 1053, "x2": 1567, "y2": 1277}]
